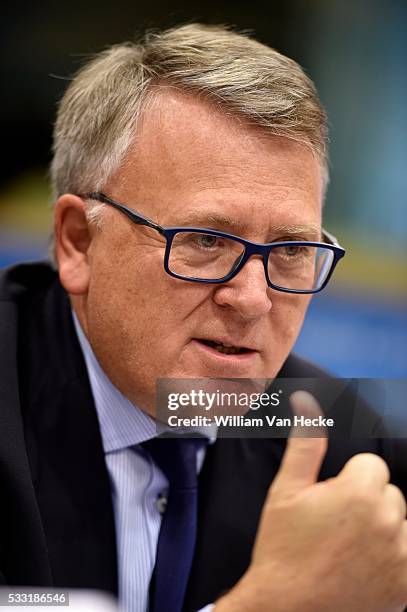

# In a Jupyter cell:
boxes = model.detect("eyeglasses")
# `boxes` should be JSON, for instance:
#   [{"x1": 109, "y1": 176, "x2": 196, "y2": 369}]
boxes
[{"x1": 81, "y1": 192, "x2": 345, "y2": 294}]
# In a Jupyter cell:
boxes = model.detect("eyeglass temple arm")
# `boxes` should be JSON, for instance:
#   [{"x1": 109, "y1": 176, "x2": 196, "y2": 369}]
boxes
[
  {"x1": 83, "y1": 192, "x2": 165, "y2": 235},
  {"x1": 322, "y1": 227, "x2": 341, "y2": 247}
]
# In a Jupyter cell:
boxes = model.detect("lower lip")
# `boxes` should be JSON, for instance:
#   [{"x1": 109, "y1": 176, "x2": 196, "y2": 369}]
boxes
[{"x1": 191, "y1": 339, "x2": 259, "y2": 363}]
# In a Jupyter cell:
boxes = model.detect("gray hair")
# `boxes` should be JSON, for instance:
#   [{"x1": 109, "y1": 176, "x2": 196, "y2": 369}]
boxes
[{"x1": 50, "y1": 23, "x2": 328, "y2": 236}]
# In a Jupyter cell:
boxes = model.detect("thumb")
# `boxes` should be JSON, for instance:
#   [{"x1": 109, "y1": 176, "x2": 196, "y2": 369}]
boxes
[{"x1": 271, "y1": 391, "x2": 328, "y2": 499}]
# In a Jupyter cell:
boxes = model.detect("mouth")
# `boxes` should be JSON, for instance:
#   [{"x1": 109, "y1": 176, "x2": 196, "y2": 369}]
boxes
[
  {"x1": 192, "y1": 338, "x2": 258, "y2": 359},
  {"x1": 197, "y1": 339, "x2": 250, "y2": 355}
]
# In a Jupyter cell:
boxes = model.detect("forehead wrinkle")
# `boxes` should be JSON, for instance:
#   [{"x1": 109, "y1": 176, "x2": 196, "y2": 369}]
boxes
[{"x1": 175, "y1": 211, "x2": 246, "y2": 231}]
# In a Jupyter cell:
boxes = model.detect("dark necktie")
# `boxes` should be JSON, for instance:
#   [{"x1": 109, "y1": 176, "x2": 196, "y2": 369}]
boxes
[{"x1": 142, "y1": 436, "x2": 207, "y2": 612}]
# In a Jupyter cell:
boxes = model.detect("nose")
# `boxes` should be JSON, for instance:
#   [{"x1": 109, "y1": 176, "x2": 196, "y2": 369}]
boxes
[{"x1": 213, "y1": 255, "x2": 272, "y2": 319}]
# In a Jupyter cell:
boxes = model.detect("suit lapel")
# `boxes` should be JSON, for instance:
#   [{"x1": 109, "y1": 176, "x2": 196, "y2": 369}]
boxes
[
  {"x1": 0, "y1": 301, "x2": 52, "y2": 585},
  {"x1": 18, "y1": 279, "x2": 118, "y2": 593}
]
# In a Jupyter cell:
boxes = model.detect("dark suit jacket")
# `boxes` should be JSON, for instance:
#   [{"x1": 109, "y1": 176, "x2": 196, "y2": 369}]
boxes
[{"x1": 0, "y1": 261, "x2": 406, "y2": 611}]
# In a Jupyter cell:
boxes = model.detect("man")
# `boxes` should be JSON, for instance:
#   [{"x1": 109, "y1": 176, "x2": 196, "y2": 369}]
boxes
[{"x1": 1, "y1": 23, "x2": 406, "y2": 612}]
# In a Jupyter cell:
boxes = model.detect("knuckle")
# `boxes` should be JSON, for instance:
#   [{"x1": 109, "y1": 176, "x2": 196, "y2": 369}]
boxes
[
  {"x1": 347, "y1": 452, "x2": 390, "y2": 477},
  {"x1": 343, "y1": 485, "x2": 377, "y2": 511},
  {"x1": 391, "y1": 485, "x2": 407, "y2": 515},
  {"x1": 375, "y1": 508, "x2": 402, "y2": 537}
]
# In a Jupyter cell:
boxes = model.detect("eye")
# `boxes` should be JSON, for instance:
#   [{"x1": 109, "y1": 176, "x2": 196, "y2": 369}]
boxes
[
  {"x1": 195, "y1": 234, "x2": 221, "y2": 249},
  {"x1": 284, "y1": 244, "x2": 302, "y2": 257}
]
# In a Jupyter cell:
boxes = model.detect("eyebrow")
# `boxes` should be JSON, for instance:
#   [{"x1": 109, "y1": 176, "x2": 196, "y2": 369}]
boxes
[
  {"x1": 175, "y1": 212, "x2": 321, "y2": 240},
  {"x1": 177, "y1": 211, "x2": 245, "y2": 232},
  {"x1": 271, "y1": 224, "x2": 322, "y2": 240}
]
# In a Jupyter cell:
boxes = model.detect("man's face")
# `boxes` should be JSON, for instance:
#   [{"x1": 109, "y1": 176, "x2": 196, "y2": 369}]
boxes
[{"x1": 70, "y1": 91, "x2": 323, "y2": 414}]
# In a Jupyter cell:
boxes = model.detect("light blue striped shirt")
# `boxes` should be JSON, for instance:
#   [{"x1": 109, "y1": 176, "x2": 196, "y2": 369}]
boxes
[{"x1": 73, "y1": 314, "x2": 215, "y2": 612}]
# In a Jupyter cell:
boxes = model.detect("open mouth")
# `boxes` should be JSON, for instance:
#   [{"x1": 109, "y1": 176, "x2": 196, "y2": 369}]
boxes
[{"x1": 196, "y1": 339, "x2": 252, "y2": 356}]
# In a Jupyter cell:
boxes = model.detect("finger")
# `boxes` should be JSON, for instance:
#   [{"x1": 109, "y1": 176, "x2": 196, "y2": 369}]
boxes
[
  {"x1": 383, "y1": 484, "x2": 407, "y2": 522},
  {"x1": 289, "y1": 390, "x2": 329, "y2": 438},
  {"x1": 271, "y1": 391, "x2": 328, "y2": 498},
  {"x1": 339, "y1": 453, "x2": 390, "y2": 490},
  {"x1": 401, "y1": 521, "x2": 407, "y2": 549}
]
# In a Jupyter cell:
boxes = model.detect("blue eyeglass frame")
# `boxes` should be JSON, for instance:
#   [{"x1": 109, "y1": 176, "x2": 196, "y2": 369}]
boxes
[{"x1": 82, "y1": 191, "x2": 346, "y2": 294}]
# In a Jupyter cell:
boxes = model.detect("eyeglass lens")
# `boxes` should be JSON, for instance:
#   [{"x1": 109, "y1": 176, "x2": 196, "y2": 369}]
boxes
[{"x1": 168, "y1": 231, "x2": 334, "y2": 291}]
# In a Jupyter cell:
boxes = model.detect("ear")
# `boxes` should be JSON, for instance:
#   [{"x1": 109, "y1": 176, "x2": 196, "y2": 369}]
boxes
[{"x1": 54, "y1": 194, "x2": 92, "y2": 295}]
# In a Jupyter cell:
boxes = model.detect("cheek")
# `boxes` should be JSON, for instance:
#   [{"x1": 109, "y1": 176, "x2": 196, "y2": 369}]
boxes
[
  {"x1": 259, "y1": 294, "x2": 311, "y2": 376},
  {"x1": 87, "y1": 243, "x2": 211, "y2": 352},
  {"x1": 272, "y1": 293, "x2": 311, "y2": 342}
]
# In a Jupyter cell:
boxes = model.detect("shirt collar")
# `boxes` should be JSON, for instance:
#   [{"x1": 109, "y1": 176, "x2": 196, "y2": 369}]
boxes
[{"x1": 72, "y1": 311, "x2": 217, "y2": 453}]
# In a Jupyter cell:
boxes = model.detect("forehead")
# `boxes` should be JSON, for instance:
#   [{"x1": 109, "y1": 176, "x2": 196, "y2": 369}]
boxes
[{"x1": 107, "y1": 90, "x2": 323, "y2": 232}]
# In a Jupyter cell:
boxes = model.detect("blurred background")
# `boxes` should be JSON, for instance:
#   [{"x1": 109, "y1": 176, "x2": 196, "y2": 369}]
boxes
[{"x1": 0, "y1": 0, "x2": 406, "y2": 378}]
